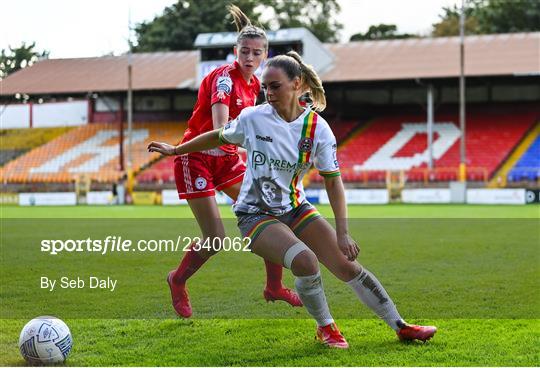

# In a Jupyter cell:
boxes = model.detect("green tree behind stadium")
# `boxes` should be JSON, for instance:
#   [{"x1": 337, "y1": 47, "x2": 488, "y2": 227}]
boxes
[
  {"x1": 133, "y1": 0, "x2": 342, "y2": 52},
  {"x1": 349, "y1": 24, "x2": 415, "y2": 41},
  {"x1": 0, "y1": 42, "x2": 49, "y2": 80},
  {"x1": 432, "y1": 0, "x2": 540, "y2": 36}
]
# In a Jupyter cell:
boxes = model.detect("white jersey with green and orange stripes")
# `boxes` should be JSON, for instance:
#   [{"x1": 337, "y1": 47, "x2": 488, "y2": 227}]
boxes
[{"x1": 219, "y1": 103, "x2": 340, "y2": 216}]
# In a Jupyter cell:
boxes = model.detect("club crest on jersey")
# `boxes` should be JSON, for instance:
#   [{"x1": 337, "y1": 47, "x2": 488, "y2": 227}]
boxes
[
  {"x1": 298, "y1": 137, "x2": 313, "y2": 152},
  {"x1": 194, "y1": 177, "x2": 207, "y2": 190}
]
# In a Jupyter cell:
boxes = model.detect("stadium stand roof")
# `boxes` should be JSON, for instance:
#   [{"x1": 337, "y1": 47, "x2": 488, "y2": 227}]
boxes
[
  {"x1": 323, "y1": 32, "x2": 540, "y2": 82},
  {"x1": 0, "y1": 33, "x2": 538, "y2": 96},
  {"x1": 0, "y1": 51, "x2": 198, "y2": 95}
]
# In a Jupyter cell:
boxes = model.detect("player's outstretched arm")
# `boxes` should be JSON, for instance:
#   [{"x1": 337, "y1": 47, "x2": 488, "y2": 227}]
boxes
[
  {"x1": 324, "y1": 175, "x2": 360, "y2": 261},
  {"x1": 147, "y1": 129, "x2": 222, "y2": 156}
]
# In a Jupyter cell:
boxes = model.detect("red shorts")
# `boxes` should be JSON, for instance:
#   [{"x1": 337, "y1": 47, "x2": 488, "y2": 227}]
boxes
[{"x1": 174, "y1": 151, "x2": 246, "y2": 199}]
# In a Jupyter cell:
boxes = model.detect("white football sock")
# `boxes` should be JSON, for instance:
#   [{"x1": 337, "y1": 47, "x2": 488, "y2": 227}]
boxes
[
  {"x1": 347, "y1": 268, "x2": 404, "y2": 331},
  {"x1": 295, "y1": 272, "x2": 334, "y2": 327}
]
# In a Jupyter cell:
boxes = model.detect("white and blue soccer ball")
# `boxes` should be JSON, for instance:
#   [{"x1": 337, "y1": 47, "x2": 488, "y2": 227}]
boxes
[{"x1": 18, "y1": 316, "x2": 72, "y2": 365}]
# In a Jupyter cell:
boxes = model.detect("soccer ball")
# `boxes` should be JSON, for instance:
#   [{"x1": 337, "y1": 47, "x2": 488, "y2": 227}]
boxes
[{"x1": 18, "y1": 316, "x2": 72, "y2": 365}]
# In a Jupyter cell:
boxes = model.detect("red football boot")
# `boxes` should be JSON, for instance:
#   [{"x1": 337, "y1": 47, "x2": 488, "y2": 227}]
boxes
[
  {"x1": 316, "y1": 322, "x2": 349, "y2": 349},
  {"x1": 397, "y1": 322, "x2": 437, "y2": 342},
  {"x1": 263, "y1": 287, "x2": 303, "y2": 307},
  {"x1": 167, "y1": 271, "x2": 192, "y2": 318}
]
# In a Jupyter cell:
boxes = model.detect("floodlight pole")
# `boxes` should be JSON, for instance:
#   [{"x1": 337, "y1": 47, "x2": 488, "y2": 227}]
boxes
[
  {"x1": 127, "y1": 51, "x2": 133, "y2": 175},
  {"x1": 427, "y1": 84, "x2": 434, "y2": 169},
  {"x1": 119, "y1": 99, "x2": 124, "y2": 171},
  {"x1": 126, "y1": 8, "x2": 134, "y2": 197},
  {"x1": 459, "y1": 0, "x2": 467, "y2": 182}
]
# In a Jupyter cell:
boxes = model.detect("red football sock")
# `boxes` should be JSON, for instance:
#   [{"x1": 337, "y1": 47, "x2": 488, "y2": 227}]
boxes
[
  {"x1": 172, "y1": 244, "x2": 208, "y2": 285},
  {"x1": 264, "y1": 259, "x2": 284, "y2": 291}
]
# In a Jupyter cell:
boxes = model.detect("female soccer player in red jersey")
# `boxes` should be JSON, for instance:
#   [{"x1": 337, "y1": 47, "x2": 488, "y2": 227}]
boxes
[
  {"x1": 150, "y1": 51, "x2": 436, "y2": 347},
  {"x1": 167, "y1": 5, "x2": 301, "y2": 318}
]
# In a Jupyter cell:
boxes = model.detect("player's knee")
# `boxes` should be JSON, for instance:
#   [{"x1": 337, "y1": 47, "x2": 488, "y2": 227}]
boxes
[
  {"x1": 291, "y1": 252, "x2": 319, "y2": 276},
  {"x1": 283, "y1": 242, "x2": 318, "y2": 276}
]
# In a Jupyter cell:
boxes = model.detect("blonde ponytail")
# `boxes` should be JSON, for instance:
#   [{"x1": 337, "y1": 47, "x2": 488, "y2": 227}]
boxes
[
  {"x1": 227, "y1": 4, "x2": 251, "y2": 31},
  {"x1": 227, "y1": 4, "x2": 268, "y2": 48}
]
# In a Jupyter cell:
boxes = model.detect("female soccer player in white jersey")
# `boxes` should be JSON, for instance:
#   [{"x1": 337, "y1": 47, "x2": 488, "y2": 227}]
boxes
[
  {"x1": 148, "y1": 51, "x2": 437, "y2": 348},
  {"x1": 167, "y1": 5, "x2": 301, "y2": 319}
]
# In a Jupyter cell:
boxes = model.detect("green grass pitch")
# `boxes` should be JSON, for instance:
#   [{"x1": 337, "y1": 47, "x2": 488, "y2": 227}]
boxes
[{"x1": 1, "y1": 204, "x2": 539, "y2": 366}]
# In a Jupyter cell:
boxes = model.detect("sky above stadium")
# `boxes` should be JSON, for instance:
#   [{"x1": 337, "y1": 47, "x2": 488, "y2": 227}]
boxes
[{"x1": 2, "y1": 0, "x2": 461, "y2": 59}]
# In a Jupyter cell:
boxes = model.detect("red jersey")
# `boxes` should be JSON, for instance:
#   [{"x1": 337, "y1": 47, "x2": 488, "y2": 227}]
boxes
[{"x1": 182, "y1": 61, "x2": 260, "y2": 154}]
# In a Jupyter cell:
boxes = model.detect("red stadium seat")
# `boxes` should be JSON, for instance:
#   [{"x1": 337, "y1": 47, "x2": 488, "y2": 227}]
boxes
[{"x1": 333, "y1": 106, "x2": 538, "y2": 184}]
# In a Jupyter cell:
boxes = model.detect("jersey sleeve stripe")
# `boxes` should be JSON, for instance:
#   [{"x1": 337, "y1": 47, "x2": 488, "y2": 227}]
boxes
[
  {"x1": 218, "y1": 128, "x2": 233, "y2": 145},
  {"x1": 319, "y1": 170, "x2": 341, "y2": 177}
]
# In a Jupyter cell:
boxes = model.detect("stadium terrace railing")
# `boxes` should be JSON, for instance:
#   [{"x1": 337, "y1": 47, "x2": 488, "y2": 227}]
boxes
[
  {"x1": 507, "y1": 167, "x2": 540, "y2": 184},
  {"x1": 327, "y1": 166, "x2": 490, "y2": 184}
]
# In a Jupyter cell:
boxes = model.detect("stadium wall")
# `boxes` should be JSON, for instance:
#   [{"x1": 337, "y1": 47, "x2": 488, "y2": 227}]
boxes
[
  {"x1": 6, "y1": 188, "x2": 537, "y2": 206},
  {"x1": 1, "y1": 100, "x2": 88, "y2": 128}
]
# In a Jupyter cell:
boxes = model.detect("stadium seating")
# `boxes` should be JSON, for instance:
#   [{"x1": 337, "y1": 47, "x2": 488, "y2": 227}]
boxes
[
  {"x1": 135, "y1": 120, "x2": 363, "y2": 185},
  {"x1": 507, "y1": 134, "x2": 540, "y2": 182},
  {"x1": 0, "y1": 122, "x2": 185, "y2": 183},
  {"x1": 136, "y1": 156, "x2": 176, "y2": 184},
  {"x1": 0, "y1": 127, "x2": 74, "y2": 167},
  {"x1": 329, "y1": 120, "x2": 362, "y2": 145},
  {"x1": 310, "y1": 106, "x2": 538, "y2": 184}
]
